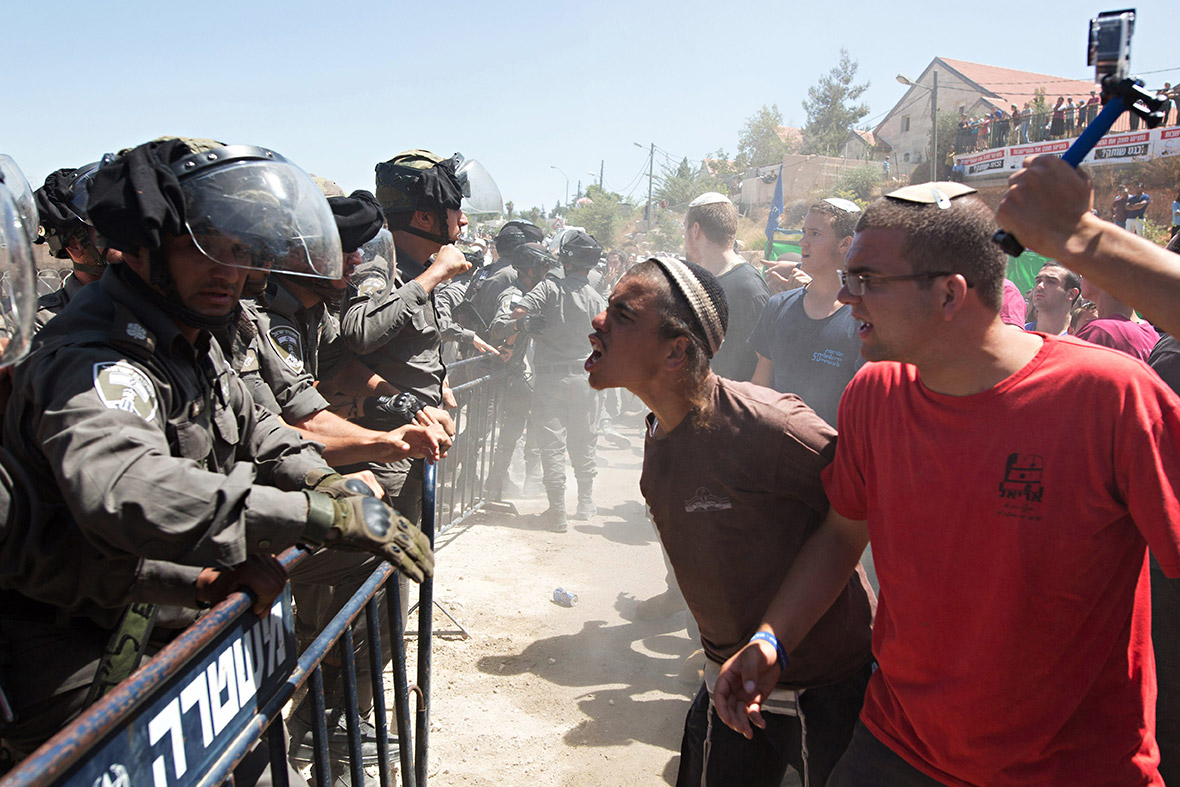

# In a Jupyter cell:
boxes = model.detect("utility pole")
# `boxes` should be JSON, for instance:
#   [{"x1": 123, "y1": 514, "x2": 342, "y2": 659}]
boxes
[
  {"x1": 646, "y1": 142, "x2": 654, "y2": 230},
  {"x1": 599, "y1": 159, "x2": 604, "y2": 189},
  {"x1": 931, "y1": 70, "x2": 939, "y2": 180}
]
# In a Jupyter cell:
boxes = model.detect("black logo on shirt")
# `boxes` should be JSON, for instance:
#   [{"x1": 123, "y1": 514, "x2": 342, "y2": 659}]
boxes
[{"x1": 998, "y1": 453, "x2": 1044, "y2": 503}]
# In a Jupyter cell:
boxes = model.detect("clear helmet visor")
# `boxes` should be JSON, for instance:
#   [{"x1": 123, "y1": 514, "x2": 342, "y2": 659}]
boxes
[
  {"x1": 456, "y1": 159, "x2": 502, "y2": 216},
  {"x1": 0, "y1": 154, "x2": 39, "y2": 246},
  {"x1": 350, "y1": 227, "x2": 397, "y2": 296},
  {"x1": 0, "y1": 183, "x2": 39, "y2": 366},
  {"x1": 181, "y1": 159, "x2": 343, "y2": 280},
  {"x1": 66, "y1": 161, "x2": 103, "y2": 225}
]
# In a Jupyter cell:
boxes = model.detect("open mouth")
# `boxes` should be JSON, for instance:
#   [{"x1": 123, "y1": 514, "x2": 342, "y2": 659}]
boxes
[
  {"x1": 856, "y1": 319, "x2": 873, "y2": 337},
  {"x1": 586, "y1": 335, "x2": 604, "y2": 371}
]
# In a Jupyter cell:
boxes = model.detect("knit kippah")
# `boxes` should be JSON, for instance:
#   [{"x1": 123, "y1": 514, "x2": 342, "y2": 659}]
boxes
[{"x1": 648, "y1": 256, "x2": 728, "y2": 357}]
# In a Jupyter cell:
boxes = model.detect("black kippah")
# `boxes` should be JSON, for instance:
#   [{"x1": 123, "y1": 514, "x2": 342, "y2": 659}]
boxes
[{"x1": 329, "y1": 190, "x2": 385, "y2": 253}]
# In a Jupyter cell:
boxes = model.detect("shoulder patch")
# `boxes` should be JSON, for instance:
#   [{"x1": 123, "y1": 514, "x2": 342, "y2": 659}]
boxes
[
  {"x1": 267, "y1": 325, "x2": 305, "y2": 373},
  {"x1": 240, "y1": 347, "x2": 260, "y2": 373},
  {"x1": 357, "y1": 274, "x2": 386, "y2": 298},
  {"x1": 93, "y1": 361, "x2": 158, "y2": 421}
]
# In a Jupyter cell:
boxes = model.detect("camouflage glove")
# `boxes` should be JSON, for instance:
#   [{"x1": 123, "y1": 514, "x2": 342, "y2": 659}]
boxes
[
  {"x1": 305, "y1": 469, "x2": 376, "y2": 500},
  {"x1": 516, "y1": 313, "x2": 546, "y2": 334},
  {"x1": 363, "y1": 392, "x2": 426, "y2": 430},
  {"x1": 303, "y1": 491, "x2": 434, "y2": 582}
]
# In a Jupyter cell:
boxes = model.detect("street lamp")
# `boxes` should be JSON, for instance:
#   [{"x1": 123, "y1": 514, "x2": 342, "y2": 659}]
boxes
[
  {"x1": 634, "y1": 142, "x2": 655, "y2": 229},
  {"x1": 550, "y1": 165, "x2": 569, "y2": 208},
  {"x1": 897, "y1": 71, "x2": 939, "y2": 181}
]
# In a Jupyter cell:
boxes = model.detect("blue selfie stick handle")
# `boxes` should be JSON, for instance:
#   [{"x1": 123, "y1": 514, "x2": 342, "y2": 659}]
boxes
[
  {"x1": 1062, "y1": 96, "x2": 1127, "y2": 166},
  {"x1": 994, "y1": 95, "x2": 1128, "y2": 256}
]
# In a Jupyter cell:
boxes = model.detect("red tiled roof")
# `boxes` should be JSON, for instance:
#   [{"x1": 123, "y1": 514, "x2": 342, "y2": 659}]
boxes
[{"x1": 937, "y1": 57, "x2": 1098, "y2": 110}]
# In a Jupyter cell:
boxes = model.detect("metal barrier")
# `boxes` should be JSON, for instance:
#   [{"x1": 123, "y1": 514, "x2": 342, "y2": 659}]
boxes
[{"x1": 0, "y1": 362, "x2": 509, "y2": 787}]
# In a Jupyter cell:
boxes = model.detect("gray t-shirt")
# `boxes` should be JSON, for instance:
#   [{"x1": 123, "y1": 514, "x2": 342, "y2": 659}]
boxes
[
  {"x1": 748, "y1": 287, "x2": 864, "y2": 427},
  {"x1": 712, "y1": 262, "x2": 769, "y2": 382}
]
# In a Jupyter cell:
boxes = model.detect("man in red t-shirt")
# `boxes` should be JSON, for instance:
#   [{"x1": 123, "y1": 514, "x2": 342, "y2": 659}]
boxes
[{"x1": 713, "y1": 181, "x2": 1180, "y2": 786}]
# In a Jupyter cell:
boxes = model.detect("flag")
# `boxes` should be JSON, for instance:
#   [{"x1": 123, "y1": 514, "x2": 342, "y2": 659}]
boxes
[{"x1": 764, "y1": 164, "x2": 784, "y2": 244}]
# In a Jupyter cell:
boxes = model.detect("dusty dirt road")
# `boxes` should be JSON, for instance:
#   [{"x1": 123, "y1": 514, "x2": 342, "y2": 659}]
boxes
[{"x1": 401, "y1": 416, "x2": 700, "y2": 786}]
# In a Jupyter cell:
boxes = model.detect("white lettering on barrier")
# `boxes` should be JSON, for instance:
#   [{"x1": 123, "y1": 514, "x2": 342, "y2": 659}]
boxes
[
  {"x1": 142, "y1": 598, "x2": 288, "y2": 786},
  {"x1": 147, "y1": 697, "x2": 186, "y2": 787},
  {"x1": 208, "y1": 648, "x2": 240, "y2": 736},
  {"x1": 233, "y1": 639, "x2": 258, "y2": 708},
  {"x1": 179, "y1": 673, "x2": 213, "y2": 746}
]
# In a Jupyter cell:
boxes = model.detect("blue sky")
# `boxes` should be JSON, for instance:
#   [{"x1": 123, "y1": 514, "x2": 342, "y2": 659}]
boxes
[{"x1": 4, "y1": 0, "x2": 1176, "y2": 213}]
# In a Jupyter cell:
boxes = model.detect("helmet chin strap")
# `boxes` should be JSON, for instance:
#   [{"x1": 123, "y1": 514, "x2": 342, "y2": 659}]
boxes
[
  {"x1": 140, "y1": 247, "x2": 239, "y2": 331},
  {"x1": 397, "y1": 209, "x2": 453, "y2": 247}
]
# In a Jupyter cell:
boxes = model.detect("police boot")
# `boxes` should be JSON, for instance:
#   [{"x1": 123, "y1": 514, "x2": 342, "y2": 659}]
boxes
[
  {"x1": 573, "y1": 478, "x2": 596, "y2": 520},
  {"x1": 538, "y1": 488, "x2": 568, "y2": 533}
]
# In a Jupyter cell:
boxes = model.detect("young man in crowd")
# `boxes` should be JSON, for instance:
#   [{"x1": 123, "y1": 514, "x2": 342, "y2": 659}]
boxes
[
  {"x1": 682, "y1": 192, "x2": 768, "y2": 382},
  {"x1": 1073, "y1": 277, "x2": 1159, "y2": 362},
  {"x1": 1024, "y1": 260, "x2": 1079, "y2": 335},
  {"x1": 715, "y1": 181, "x2": 1180, "y2": 785},
  {"x1": 587, "y1": 256, "x2": 874, "y2": 786},
  {"x1": 1126, "y1": 182, "x2": 1151, "y2": 237},
  {"x1": 750, "y1": 198, "x2": 864, "y2": 427}
]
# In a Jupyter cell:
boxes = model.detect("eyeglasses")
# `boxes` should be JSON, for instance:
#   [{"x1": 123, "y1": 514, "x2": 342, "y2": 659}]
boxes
[{"x1": 837, "y1": 269, "x2": 958, "y2": 296}]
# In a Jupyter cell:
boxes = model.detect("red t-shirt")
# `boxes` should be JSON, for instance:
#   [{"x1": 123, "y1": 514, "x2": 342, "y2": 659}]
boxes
[{"x1": 823, "y1": 335, "x2": 1180, "y2": 785}]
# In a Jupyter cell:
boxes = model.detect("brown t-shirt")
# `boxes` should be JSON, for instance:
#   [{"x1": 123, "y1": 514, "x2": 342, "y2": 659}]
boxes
[{"x1": 640, "y1": 376, "x2": 875, "y2": 689}]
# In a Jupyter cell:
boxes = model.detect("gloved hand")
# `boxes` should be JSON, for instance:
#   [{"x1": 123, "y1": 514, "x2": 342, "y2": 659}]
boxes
[
  {"x1": 364, "y1": 392, "x2": 426, "y2": 430},
  {"x1": 303, "y1": 491, "x2": 434, "y2": 582},
  {"x1": 305, "y1": 469, "x2": 377, "y2": 499},
  {"x1": 516, "y1": 313, "x2": 546, "y2": 334}
]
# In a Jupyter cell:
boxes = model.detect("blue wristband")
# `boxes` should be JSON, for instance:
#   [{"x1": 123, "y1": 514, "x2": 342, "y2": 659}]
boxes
[{"x1": 749, "y1": 631, "x2": 789, "y2": 669}]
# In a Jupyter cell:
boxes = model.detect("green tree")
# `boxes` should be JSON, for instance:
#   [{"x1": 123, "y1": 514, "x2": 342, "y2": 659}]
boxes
[
  {"x1": 505, "y1": 200, "x2": 514, "y2": 220},
  {"x1": 833, "y1": 164, "x2": 883, "y2": 203},
  {"x1": 654, "y1": 157, "x2": 729, "y2": 209},
  {"x1": 736, "y1": 105, "x2": 793, "y2": 170},
  {"x1": 565, "y1": 184, "x2": 636, "y2": 248},
  {"x1": 801, "y1": 48, "x2": 870, "y2": 156}
]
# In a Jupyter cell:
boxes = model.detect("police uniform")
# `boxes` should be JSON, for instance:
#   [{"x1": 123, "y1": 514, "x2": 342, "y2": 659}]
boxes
[
  {"x1": 5, "y1": 263, "x2": 329, "y2": 568},
  {"x1": 518, "y1": 268, "x2": 606, "y2": 511},
  {"x1": 241, "y1": 275, "x2": 394, "y2": 718},
  {"x1": 339, "y1": 247, "x2": 445, "y2": 522},
  {"x1": 486, "y1": 282, "x2": 537, "y2": 497},
  {"x1": 33, "y1": 272, "x2": 89, "y2": 331}
]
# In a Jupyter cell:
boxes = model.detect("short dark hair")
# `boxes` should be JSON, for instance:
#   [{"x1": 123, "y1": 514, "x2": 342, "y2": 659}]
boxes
[
  {"x1": 1039, "y1": 261, "x2": 1081, "y2": 303},
  {"x1": 808, "y1": 200, "x2": 859, "y2": 240},
  {"x1": 685, "y1": 201, "x2": 738, "y2": 246},
  {"x1": 855, "y1": 193, "x2": 1006, "y2": 310},
  {"x1": 625, "y1": 260, "x2": 715, "y2": 427}
]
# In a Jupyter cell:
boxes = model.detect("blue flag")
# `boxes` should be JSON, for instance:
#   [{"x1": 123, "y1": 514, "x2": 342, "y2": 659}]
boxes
[{"x1": 764, "y1": 164, "x2": 784, "y2": 243}]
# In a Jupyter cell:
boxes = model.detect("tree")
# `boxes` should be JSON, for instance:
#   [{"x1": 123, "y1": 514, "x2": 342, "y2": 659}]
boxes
[
  {"x1": 736, "y1": 105, "x2": 793, "y2": 170},
  {"x1": 564, "y1": 184, "x2": 636, "y2": 248},
  {"x1": 801, "y1": 49, "x2": 870, "y2": 157},
  {"x1": 505, "y1": 200, "x2": 514, "y2": 220},
  {"x1": 654, "y1": 156, "x2": 729, "y2": 209},
  {"x1": 833, "y1": 164, "x2": 883, "y2": 203}
]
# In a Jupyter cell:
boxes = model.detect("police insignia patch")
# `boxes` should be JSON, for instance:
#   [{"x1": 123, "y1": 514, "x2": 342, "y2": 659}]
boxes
[
  {"x1": 357, "y1": 275, "x2": 384, "y2": 298},
  {"x1": 267, "y1": 325, "x2": 304, "y2": 373},
  {"x1": 93, "y1": 361, "x2": 158, "y2": 421}
]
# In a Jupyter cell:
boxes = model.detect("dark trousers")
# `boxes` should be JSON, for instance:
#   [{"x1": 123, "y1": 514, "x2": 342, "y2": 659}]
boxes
[
  {"x1": 827, "y1": 721, "x2": 948, "y2": 786},
  {"x1": 676, "y1": 662, "x2": 871, "y2": 787}
]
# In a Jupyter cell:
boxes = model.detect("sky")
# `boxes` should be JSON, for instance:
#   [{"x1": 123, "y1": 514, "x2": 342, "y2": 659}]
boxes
[{"x1": 4, "y1": 0, "x2": 1177, "y2": 215}]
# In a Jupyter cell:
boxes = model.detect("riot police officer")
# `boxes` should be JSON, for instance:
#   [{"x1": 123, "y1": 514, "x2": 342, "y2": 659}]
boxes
[{"x1": 513, "y1": 230, "x2": 607, "y2": 531}]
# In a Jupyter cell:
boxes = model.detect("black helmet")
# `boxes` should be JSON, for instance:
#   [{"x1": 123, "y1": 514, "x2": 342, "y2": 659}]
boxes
[
  {"x1": 88, "y1": 137, "x2": 340, "y2": 330},
  {"x1": 374, "y1": 149, "x2": 466, "y2": 246},
  {"x1": 558, "y1": 230, "x2": 602, "y2": 269},
  {"x1": 495, "y1": 220, "x2": 545, "y2": 256}
]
